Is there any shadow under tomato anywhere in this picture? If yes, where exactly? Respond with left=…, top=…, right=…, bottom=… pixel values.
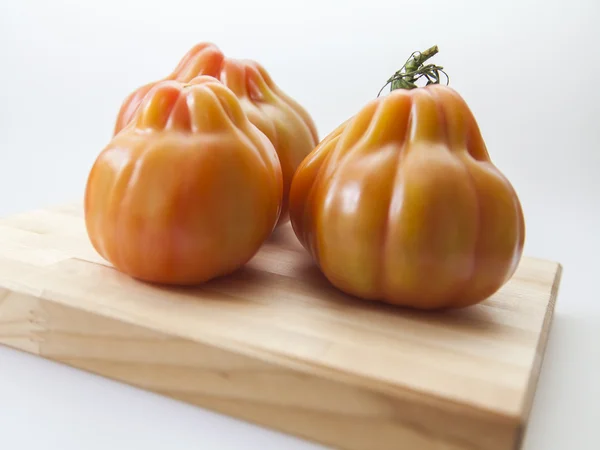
left=136, top=265, right=272, bottom=305
left=128, top=245, right=509, bottom=337
left=293, top=260, right=507, bottom=336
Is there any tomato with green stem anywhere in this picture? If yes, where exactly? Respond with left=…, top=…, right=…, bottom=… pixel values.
left=289, top=46, right=525, bottom=310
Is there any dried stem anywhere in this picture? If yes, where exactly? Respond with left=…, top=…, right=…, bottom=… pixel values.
left=378, top=45, right=449, bottom=97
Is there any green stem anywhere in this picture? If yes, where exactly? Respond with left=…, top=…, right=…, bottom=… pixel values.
left=378, top=45, right=449, bottom=97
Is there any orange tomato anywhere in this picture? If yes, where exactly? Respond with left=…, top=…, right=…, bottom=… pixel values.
left=85, top=76, right=283, bottom=285
left=289, top=84, right=525, bottom=309
left=114, top=42, right=318, bottom=226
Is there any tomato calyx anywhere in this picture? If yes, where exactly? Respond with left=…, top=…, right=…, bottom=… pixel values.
left=377, top=45, right=449, bottom=96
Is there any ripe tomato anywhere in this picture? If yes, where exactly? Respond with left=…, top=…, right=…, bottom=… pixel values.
left=289, top=84, right=525, bottom=309
left=85, top=76, right=283, bottom=285
left=114, top=42, right=318, bottom=226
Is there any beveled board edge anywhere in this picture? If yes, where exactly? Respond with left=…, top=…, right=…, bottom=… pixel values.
left=514, top=262, right=562, bottom=448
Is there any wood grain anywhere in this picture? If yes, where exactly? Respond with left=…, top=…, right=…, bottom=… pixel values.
left=0, top=203, right=562, bottom=450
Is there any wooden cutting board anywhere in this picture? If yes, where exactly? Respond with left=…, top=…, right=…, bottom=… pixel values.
left=0, top=203, right=561, bottom=450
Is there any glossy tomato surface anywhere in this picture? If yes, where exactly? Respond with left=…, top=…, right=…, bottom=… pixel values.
left=85, top=76, right=283, bottom=285
left=114, top=43, right=318, bottom=226
left=289, top=85, right=525, bottom=309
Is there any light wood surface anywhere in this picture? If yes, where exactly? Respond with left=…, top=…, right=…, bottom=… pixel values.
left=0, top=203, right=562, bottom=450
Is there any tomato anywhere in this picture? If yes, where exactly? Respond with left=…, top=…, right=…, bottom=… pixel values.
left=289, top=81, right=525, bottom=310
left=114, top=42, right=318, bottom=226
left=85, top=76, right=283, bottom=285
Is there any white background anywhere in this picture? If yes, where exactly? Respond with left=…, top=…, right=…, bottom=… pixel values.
left=1, top=0, right=599, bottom=448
